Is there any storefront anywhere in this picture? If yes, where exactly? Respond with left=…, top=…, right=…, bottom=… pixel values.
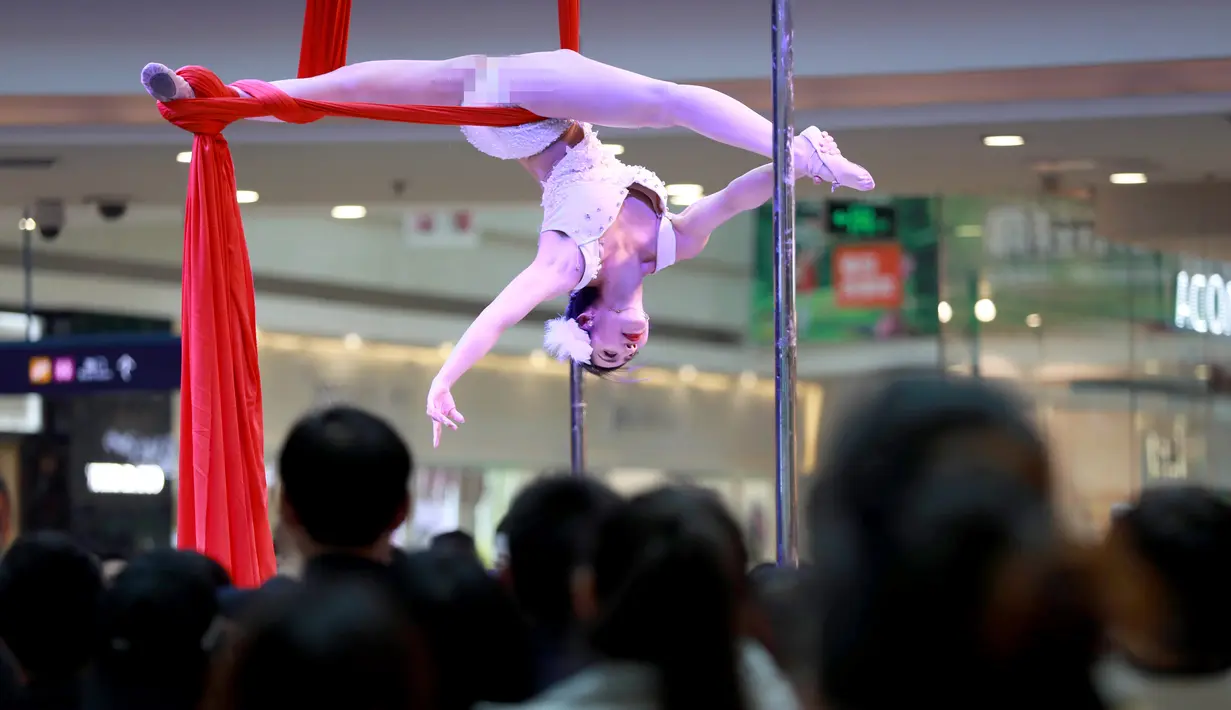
left=932, top=195, right=1231, bottom=532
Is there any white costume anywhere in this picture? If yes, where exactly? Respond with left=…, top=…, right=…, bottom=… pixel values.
left=459, top=61, right=678, bottom=293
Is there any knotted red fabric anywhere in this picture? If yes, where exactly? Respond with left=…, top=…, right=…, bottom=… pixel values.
left=168, top=0, right=580, bottom=587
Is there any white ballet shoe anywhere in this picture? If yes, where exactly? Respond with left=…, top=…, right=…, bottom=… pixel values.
left=141, top=62, right=196, bottom=101
left=798, top=126, right=875, bottom=192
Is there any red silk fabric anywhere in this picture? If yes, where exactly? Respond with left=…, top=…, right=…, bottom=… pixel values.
left=559, top=0, right=581, bottom=52
left=170, top=0, right=581, bottom=587
left=298, top=0, right=352, bottom=78
left=173, top=68, right=274, bottom=588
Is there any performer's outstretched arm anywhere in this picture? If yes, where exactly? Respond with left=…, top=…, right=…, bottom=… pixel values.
left=426, top=232, right=580, bottom=445
left=671, top=134, right=860, bottom=259
left=670, top=165, right=786, bottom=260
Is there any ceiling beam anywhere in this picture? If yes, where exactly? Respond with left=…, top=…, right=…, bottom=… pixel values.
left=1, top=57, right=1229, bottom=127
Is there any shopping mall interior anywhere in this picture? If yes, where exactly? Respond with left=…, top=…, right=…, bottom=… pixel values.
left=0, top=0, right=1229, bottom=563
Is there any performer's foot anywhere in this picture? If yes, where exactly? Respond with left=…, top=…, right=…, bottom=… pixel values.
left=797, top=126, right=875, bottom=192
left=141, top=63, right=196, bottom=101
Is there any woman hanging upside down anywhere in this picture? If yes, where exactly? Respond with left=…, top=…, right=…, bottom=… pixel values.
left=141, top=49, right=875, bottom=447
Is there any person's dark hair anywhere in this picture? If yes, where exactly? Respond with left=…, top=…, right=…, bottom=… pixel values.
left=564, top=286, right=637, bottom=377
left=810, top=372, right=1051, bottom=518
left=279, top=406, right=413, bottom=548
left=160, top=549, right=232, bottom=588
left=588, top=486, right=748, bottom=710
left=205, top=580, right=430, bottom=710
left=1108, top=485, right=1231, bottom=673
left=397, top=548, right=535, bottom=710
left=808, top=372, right=1102, bottom=710
left=430, top=530, right=477, bottom=558
left=748, top=564, right=817, bottom=683
left=0, top=644, right=17, bottom=709
left=89, top=549, right=224, bottom=709
left=0, top=532, right=103, bottom=679
left=502, top=474, right=621, bottom=632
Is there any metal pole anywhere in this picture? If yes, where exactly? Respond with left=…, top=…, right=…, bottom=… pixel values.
left=569, top=6, right=588, bottom=477
left=967, top=269, right=981, bottom=376
left=20, top=208, right=35, bottom=342
left=569, top=363, right=586, bottom=474
left=771, top=0, right=799, bottom=566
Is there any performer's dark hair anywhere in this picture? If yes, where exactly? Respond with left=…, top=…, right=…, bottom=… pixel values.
left=564, top=286, right=637, bottom=378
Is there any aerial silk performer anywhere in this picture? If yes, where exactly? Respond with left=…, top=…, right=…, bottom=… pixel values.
left=146, top=0, right=872, bottom=584
left=143, top=51, right=875, bottom=448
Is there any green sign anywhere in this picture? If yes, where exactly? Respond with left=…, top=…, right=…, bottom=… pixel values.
left=750, top=197, right=940, bottom=343
left=827, top=201, right=896, bottom=238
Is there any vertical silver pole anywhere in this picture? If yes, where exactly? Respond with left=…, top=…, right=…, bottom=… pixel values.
left=570, top=363, right=586, bottom=475
left=569, top=8, right=587, bottom=477
left=771, top=0, right=799, bottom=565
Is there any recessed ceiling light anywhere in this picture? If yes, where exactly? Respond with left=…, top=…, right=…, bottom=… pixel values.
left=666, top=183, right=704, bottom=206
left=1109, top=172, right=1148, bottom=185
left=236, top=190, right=260, bottom=204
left=982, top=135, right=1025, bottom=147
left=331, top=205, right=367, bottom=219
left=604, top=144, right=625, bottom=156
left=343, top=333, right=363, bottom=350
left=176, top=151, right=192, bottom=164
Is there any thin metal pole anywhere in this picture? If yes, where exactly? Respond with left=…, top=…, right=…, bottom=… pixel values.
left=967, top=269, right=981, bottom=376
left=20, top=208, right=35, bottom=342
left=568, top=6, right=588, bottom=477
left=771, top=0, right=799, bottom=566
left=569, top=363, right=586, bottom=474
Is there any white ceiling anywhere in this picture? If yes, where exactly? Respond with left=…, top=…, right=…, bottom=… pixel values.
left=8, top=0, right=1231, bottom=93
left=0, top=114, right=1228, bottom=207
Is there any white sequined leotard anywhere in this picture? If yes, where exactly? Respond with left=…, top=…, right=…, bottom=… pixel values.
left=459, top=62, right=678, bottom=292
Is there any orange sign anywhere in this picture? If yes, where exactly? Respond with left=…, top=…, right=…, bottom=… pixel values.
left=28, top=357, right=51, bottom=385
left=832, top=242, right=903, bottom=309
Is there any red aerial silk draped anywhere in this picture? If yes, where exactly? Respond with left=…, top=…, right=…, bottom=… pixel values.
left=170, top=0, right=581, bottom=587
left=297, top=0, right=352, bottom=79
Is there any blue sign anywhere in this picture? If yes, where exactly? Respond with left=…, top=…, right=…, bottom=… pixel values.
left=0, top=334, right=181, bottom=395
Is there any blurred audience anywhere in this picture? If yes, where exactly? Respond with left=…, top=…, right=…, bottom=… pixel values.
left=747, top=564, right=819, bottom=710
left=489, top=486, right=797, bottom=710
left=277, top=405, right=414, bottom=570
left=430, top=529, right=479, bottom=559
left=221, top=405, right=415, bottom=617
left=808, top=372, right=1104, bottom=710
left=399, top=547, right=536, bottom=709
left=5, top=388, right=1231, bottom=710
left=1099, top=485, right=1231, bottom=709
left=0, top=532, right=104, bottom=710
left=86, top=550, right=228, bottom=710
left=496, top=474, right=620, bottom=690
left=205, top=580, right=431, bottom=710
left=97, top=556, right=127, bottom=586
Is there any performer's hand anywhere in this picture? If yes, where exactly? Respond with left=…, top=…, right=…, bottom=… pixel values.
left=425, top=378, right=465, bottom=448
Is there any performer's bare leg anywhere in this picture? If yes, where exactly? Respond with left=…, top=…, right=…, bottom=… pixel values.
left=141, top=50, right=873, bottom=190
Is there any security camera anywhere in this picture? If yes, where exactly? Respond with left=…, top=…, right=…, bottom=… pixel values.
left=97, top=200, right=128, bottom=221
left=33, top=198, right=65, bottom=241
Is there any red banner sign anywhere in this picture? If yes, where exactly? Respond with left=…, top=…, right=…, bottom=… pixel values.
left=832, top=242, right=904, bottom=309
